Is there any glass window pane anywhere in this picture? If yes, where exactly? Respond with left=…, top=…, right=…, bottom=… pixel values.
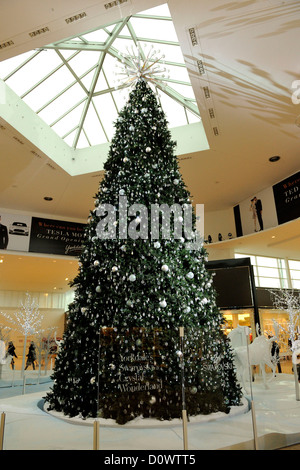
left=186, top=109, right=200, bottom=124
left=290, top=270, right=300, bottom=280
left=130, top=17, right=179, bottom=43
left=93, top=93, right=119, bottom=140
left=83, top=103, right=109, bottom=145
left=63, top=129, right=77, bottom=147
left=141, top=4, right=172, bottom=16
left=0, top=50, right=35, bottom=78
left=38, top=82, right=86, bottom=124
left=235, top=254, right=256, bottom=266
left=81, top=29, right=109, bottom=43
left=292, top=280, right=300, bottom=289
left=259, top=278, right=281, bottom=288
left=67, top=51, right=102, bottom=77
left=257, top=266, right=280, bottom=278
left=112, top=87, right=130, bottom=112
left=51, top=101, right=86, bottom=137
left=94, top=69, right=111, bottom=94
left=256, top=256, right=278, bottom=268
left=81, top=68, right=98, bottom=91
left=158, top=91, right=187, bottom=127
left=77, top=131, right=90, bottom=149
left=289, top=260, right=300, bottom=270
left=23, top=66, right=75, bottom=111
left=5, top=50, right=62, bottom=96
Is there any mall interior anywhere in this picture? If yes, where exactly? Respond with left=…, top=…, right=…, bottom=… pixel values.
left=0, top=0, right=300, bottom=451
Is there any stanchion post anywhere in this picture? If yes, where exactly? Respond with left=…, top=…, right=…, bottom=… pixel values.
left=93, top=419, right=99, bottom=450
left=292, top=362, right=300, bottom=401
left=22, top=375, right=26, bottom=395
left=179, top=327, right=188, bottom=450
left=0, top=412, right=5, bottom=450
left=245, top=327, right=259, bottom=450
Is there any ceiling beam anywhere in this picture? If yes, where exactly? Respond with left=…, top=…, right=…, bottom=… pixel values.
left=72, top=52, right=106, bottom=148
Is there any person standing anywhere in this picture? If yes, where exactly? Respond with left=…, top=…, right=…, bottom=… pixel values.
left=7, top=341, right=18, bottom=369
left=250, top=198, right=257, bottom=231
left=25, top=341, right=36, bottom=370
left=0, top=215, right=8, bottom=249
left=254, top=197, right=264, bottom=231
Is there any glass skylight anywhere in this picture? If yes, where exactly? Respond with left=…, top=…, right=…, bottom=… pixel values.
left=0, top=4, right=200, bottom=149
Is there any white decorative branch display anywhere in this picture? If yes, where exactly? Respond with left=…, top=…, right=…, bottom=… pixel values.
left=0, top=293, right=43, bottom=376
left=270, top=289, right=300, bottom=400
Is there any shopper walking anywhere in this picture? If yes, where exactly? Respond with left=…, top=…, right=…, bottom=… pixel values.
left=7, top=341, right=18, bottom=370
left=25, top=341, right=36, bottom=370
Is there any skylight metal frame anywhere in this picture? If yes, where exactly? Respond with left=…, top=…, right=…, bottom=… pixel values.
left=0, top=8, right=201, bottom=150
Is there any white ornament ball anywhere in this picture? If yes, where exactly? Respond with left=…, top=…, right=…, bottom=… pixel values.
left=149, top=396, right=156, bottom=405
left=112, top=266, right=118, bottom=272
left=161, top=265, right=169, bottom=272
left=123, top=157, right=129, bottom=162
left=173, top=179, right=179, bottom=185
left=129, top=274, right=136, bottom=282
left=96, top=286, right=101, bottom=293
left=146, top=147, right=152, bottom=153
left=154, top=241, right=161, bottom=249
left=94, top=260, right=100, bottom=266
left=159, top=300, right=167, bottom=308
left=187, top=272, right=194, bottom=279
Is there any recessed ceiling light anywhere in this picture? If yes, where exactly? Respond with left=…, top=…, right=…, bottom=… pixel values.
left=269, top=156, right=280, bottom=162
left=44, top=196, right=53, bottom=201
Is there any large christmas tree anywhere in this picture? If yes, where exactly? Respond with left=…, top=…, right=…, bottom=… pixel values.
left=45, top=76, right=242, bottom=424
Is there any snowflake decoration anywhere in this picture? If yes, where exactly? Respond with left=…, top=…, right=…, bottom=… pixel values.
left=115, top=45, right=169, bottom=87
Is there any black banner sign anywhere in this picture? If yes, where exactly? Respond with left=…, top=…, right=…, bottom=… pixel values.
left=29, top=217, right=85, bottom=256
left=273, top=171, right=300, bottom=225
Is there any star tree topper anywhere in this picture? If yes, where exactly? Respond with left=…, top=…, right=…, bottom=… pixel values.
left=115, top=45, right=170, bottom=87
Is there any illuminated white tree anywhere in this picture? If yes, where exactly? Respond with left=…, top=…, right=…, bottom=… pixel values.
left=1, top=293, right=43, bottom=374
left=0, top=325, right=12, bottom=342
left=34, top=327, right=57, bottom=379
left=270, top=289, right=300, bottom=346
left=270, top=289, right=300, bottom=399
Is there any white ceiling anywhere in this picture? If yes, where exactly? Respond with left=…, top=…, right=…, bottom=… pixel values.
left=0, top=0, right=299, bottom=293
